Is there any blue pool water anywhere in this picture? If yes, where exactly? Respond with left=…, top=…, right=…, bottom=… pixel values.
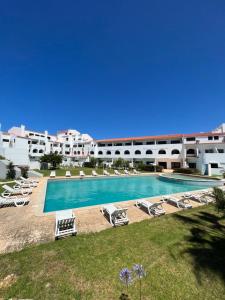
left=44, top=175, right=208, bottom=212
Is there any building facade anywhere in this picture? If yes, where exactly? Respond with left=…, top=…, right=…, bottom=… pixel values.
left=0, top=123, right=225, bottom=176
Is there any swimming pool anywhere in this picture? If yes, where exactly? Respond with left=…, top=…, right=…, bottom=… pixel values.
left=44, top=175, right=208, bottom=212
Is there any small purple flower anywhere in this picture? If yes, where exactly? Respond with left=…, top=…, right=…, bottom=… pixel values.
left=133, top=264, right=146, bottom=279
left=119, top=268, right=133, bottom=286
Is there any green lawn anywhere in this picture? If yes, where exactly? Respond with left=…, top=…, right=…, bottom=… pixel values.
left=35, top=167, right=149, bottom=177
left=0, top=205, right=225, bottom=299
left=0, top=182, right=15, bottom=195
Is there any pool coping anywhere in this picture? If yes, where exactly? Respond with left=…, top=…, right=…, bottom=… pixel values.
left=33, top=173, right=216, bottom=217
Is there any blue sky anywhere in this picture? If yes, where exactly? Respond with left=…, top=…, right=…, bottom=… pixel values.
left=0, top=0, right=225, bottom=139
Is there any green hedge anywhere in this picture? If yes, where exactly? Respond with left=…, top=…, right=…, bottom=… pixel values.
left=173, top=168, right=200, bottom=174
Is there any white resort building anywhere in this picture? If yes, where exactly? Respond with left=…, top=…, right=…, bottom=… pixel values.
left=0, top=123, right=225, bottom=176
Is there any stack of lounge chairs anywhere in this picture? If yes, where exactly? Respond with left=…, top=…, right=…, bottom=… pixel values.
left=0, top=176, right=39, bottom=208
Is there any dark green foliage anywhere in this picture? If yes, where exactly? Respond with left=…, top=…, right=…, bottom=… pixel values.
left=173, top=168, right=200, bottom=174
left=20, top=166, right=29, bottom=178
left=6, top=162, right=16, bottom=179
left=40, top=153, right=63, bottom=169
left=0, top=155, right=5, bottom=160
left=134, top=161, right=163, bottom=172
left=112, top=158, right=129, bottom=169
left=83, top=157, right=98, bottom=168
left=213, top=187, right=225, bottom=214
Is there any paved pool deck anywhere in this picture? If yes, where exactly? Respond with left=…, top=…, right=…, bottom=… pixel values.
left=0, top=175, right=212, bottom=254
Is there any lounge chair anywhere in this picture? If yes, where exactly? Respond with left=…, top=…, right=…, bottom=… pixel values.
left=124, top=170, right=131, bottom=175
left=103, top=170, right=110, bottom=176
left=92, top=170, right=98, bottom=176
left=20, top=176, right=39, bottom=184
left=1, top=185, right=32, bottom=198
left=114, top=170, right=121, bottom=176
left=162, top=196, right=192, bottom=209
left=55, top=209, right=77, bottom=239
left=80, top=170, right=85, bottom=178
left=0, top=196, right=29, bottom=207
left=136, top=200, right=165, bottom=216
left=182, top=192, right=209, bottom=204
left=50, top=171, right=56, bottom=178
left=133, top=169, right=140, bottom=174
left=101, top=204, right=129, bottom=226
left=13, top=180, right=34, bottom=189
left=65, top=171, right=71, bottom=177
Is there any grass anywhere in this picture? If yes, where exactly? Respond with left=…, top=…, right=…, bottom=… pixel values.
left=0, top=181, right=15, bottom=194
left=1, top=205, right=225, bottom=299
left=35, top=167, right=149, bottom=177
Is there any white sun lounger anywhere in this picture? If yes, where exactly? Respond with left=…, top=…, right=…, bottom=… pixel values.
left=136, top=200, right=165, bottom=216
left=19, top=177, right=38, bottom=187
left=1, top=185, right=32, bottom=198
left=103, top=170, right=110, bottom=176
left=114, top=170, right=121, bottom=176
left=133, top=169, right=140, bottom=174
left=92, top=170, right=98, bottom=176
left=124, top=170, right=131, bottom=175
left=101, top=204, right=129, bottom=226
left=65, top=171, right=71, bottom=177
left=50, top=171, right=56, bottom=178
left=182, top=192, right=209, bottom=204
left=20, top=176, right=39, bottom=184
left=162, top=196, right=192, bottom=209
left=55, top=209, right=77, bottom=239
left=80, top=171, right=85, bottom=178
left=0, top=196, right=29, bottom=207
left=13, top=180, right=34, bottom=189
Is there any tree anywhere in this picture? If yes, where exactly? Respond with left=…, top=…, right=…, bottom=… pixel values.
left=40, top=153, right=63, bottom=169
left=20, top=166, right=29, bottom=178
left=213, top=187, right=225, bottom=215
left=6, top=162, right=16, bottom=179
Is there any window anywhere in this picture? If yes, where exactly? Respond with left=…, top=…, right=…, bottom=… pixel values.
left=65, top=151, right=70, bottom=155
left=39, top=149, right=44, bottom=154
left=106, top=151, right=111, bottom=155
left=186, top=137, right=196, bottom=141
left=171, top=162, right=181, bottom=169
left=98, top=143, right=105, bottom=147
left=214, top=136, right=219, bottom=140
left=77, top=151, right=80, bottom=155
left=157, top=141, right=167, bottom=144
left=205, top=149, right=214, bottom=153
left=90, top=151, right=94, bottom=155
left=146, top=149, right=153, bottom=155
left=134, top=142, right=143, bottom=145
left=211, top=163, right=218, bottom=168
left=114, top=143, right=123, bottom=146
left=55, top=151, right=58, bottom=154
left=65, top=144, right=70, bottom=148
left=186, top=149, right=195, bottom=155
left=107, top=144, right=112, bottom=146
left=33, top=149, right=38, bottom=153
left=115, top=150, right=120, bottom=155
left=158, top=149, right=166, bottom=155
left=135, top=150, right=141, bottom=155
left=145, top=141, right=154, bottom=145
left=3, top=139, right=9, bottom=142
left=218, top=149, right=224, bottom=153
left=74, top=151, right=77, bottom=155
left=171, top=140, right=181, bottom=144
left=98, top=151, right=103, bottom=155
left=171, top=149, right=180, bottom=155
left=208, top=136, right=213, bottom=141
left=125, top=143, right=132, bottom=146
left=124, top=150, right=130, bottom=155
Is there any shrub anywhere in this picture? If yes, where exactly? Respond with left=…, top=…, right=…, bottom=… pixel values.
left=40, top=153, right=63, bottom=169
left=134, top=163, right=163, bottom=172
left=173, top=168, right=200, bottom=174
left=213, top=187, right=225, bottom=214
left=0, top=155, right=5, bottom=160
left=83, top=157, right=98, bottom=168
left=20, top=166, right=29, bottom=178
left=6, top=162, right=16, bottom=179
left=112, top=158, right=129, bottom=169
left=223, top=173, right=225, bottom=179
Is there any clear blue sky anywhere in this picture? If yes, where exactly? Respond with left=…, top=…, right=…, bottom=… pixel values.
left=0, top=0, right=225, bottom=139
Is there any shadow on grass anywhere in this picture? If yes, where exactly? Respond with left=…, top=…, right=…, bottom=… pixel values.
left=174, top=209, right=225, bottom=284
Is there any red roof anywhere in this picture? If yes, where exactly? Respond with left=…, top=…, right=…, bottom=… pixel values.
left=96, top=132, right=224, bottom=143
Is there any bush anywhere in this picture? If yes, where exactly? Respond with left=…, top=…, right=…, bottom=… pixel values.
left=20, top=166, right=29, bottom=178
left=112, top=158, right=129, bottom=169
left=0, top=155, right=5, bottom=160
left=135, top=163, right=163, bottom=172
left=173, top=168, right=200, bottom=174
left=223, top=173, right=225, bottom=179
left=213, top=187, right=225, bottom=214
left=6, top=162, right=16, bottom=180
